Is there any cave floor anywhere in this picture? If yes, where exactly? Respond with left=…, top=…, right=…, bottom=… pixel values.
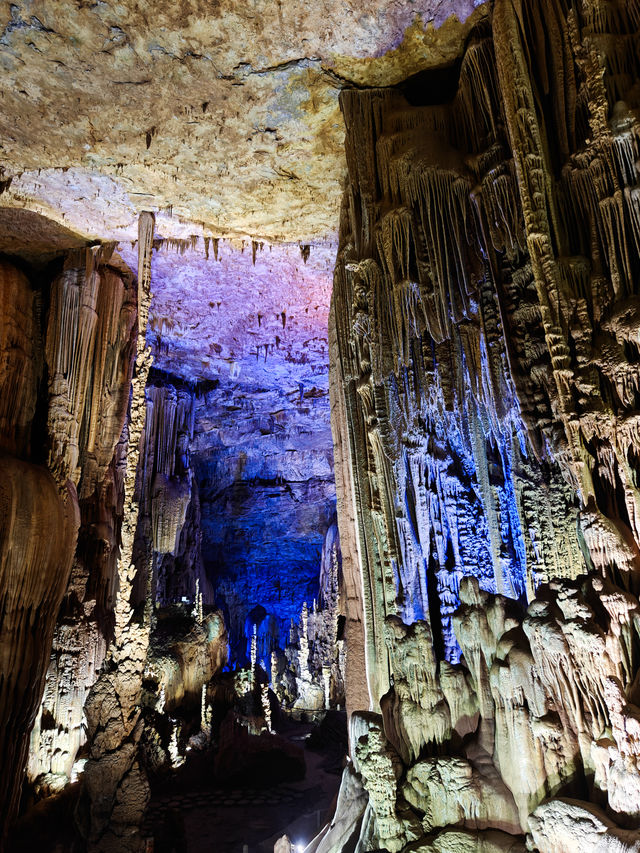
left=8, top=719, right=343, bottom=853
left=146, top=722, right=342, bottom=853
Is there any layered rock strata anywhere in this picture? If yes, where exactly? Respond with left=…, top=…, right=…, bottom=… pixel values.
left=327, top=0, right=640, bottom=849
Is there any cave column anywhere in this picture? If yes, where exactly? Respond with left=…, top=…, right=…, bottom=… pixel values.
left=82, top=212, right=155, bottom=853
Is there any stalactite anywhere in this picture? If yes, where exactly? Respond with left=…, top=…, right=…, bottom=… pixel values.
left=46, top=248, right=137, bottom=495
left=0, top=244, right=137, bottom=843
left=0, top=455, right=79, bottom=842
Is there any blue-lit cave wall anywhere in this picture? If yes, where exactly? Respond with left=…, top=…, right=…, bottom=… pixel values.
left=192, top=380, right=336, bottom=664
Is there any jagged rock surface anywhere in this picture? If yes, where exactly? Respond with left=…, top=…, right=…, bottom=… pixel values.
left=80, top=214, right=154, bottom=853
left=123, top=240, right=340, bottom=661
left=328, top=1, right=640, bottom=850
left=28, top=251, right=139, bottom=796
left=0, top=246, right=138, bottom=843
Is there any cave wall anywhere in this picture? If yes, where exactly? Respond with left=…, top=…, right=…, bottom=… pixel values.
left=328, top=0, right=640, bottom=849
left=0, top=244, right=138, bottom=840
left=193, top=377, right=337, bottom=663
left=112, top=240, right=339, bottom=667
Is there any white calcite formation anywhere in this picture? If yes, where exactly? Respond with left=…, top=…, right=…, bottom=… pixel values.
left=82, top=213, right=155, bottom=853
left=4, top=2, right=640, bottom=853
left=28, top=248, right=138, bottom=797
left=0, top=243, right=139, bottom=839
left=0, top=1, right=482, bottom=245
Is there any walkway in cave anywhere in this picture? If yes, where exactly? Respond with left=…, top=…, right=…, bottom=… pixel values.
left=146, top=716, right=345, bottom=853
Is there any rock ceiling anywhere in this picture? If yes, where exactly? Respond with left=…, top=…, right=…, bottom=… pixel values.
left=0, top=0, right=483, bottom=244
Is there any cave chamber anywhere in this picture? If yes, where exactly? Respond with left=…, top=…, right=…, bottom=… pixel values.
left=3, top=0, right=640, bottom=852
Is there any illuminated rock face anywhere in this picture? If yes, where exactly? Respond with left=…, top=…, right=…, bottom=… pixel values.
left=329, top=1, right=640, bottom=849
left=0, top=248, right=137, bottom=841
left=5, top=2, right=640, bottom=851
left=116, top=240, right=338, bottom=660
left=0, top=2, right=482, bottom=245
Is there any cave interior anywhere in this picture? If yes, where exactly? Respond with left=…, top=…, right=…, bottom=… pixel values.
left=2, top=1, right=640, bottom=852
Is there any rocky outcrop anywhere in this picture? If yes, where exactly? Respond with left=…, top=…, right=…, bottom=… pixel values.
left=46, top=247, right=137, bottom=495
left=28, top=249, right=138, bottom=796
left=139, top=377, right=204, bottom=608
left=0, top=2, right=484, bottom=245
left=116, top=239, right=338, bottom=668
left=328, top=0, right=640, bottom=849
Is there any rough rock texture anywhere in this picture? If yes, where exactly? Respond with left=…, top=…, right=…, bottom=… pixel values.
left=121, top=240, right=338, bottom=659
left=0, top=2, right=483, bottom=244
left=328, top=1, right=640, bottom=850
left=81, top=214, right=154, bottom=853
left=138, top=378, right=204, bottom=607
left=46, top=248, right=137, bottom=494
left=27, top=249, right=139, bottom=797
left=0, top=245, right=139, bottom=843
left=145, top=610, right=228, bottom=713
left=270, top=522, right=346, bottom=714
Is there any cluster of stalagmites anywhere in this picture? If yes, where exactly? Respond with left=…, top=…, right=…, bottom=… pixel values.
left=269, top=522, right=346, bottom=716
left=324, top=0, right=640, bottom=850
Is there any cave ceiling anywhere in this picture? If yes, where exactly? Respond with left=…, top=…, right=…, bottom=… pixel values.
left=0, top=0, right=483, bottom=245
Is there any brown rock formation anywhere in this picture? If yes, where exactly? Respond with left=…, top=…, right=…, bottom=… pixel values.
left=80, top=213, right=155, bottom=853
left=0, top=261, right=41, bottom=458
left=27, top=250, right=139, bottom=797
left=0, top=1, right=483, bottom=244
left=0, top=453, right=78, bottom=838
left=0, top=244, right=137, bottom=843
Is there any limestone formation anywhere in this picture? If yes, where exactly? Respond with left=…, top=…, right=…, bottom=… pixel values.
left=0, top=246, right=135, bottom=842
left=81, top=213, right=155, bottom=853
left=5, top=1, right=640, bottom=852
left=0, top=1, right=483, bottom=244
left=0, top=453, right=79, bottom=837
left=328, top=1, right=640, bottom=850
left=28, top=251, right=138, bottom=796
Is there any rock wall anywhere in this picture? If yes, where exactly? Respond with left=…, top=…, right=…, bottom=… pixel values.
left=327, top=1, right=640, bottom=849
left=193, top=367, right=336, bottom=663
left=139, top=376, right=204, bottom=607
left=0, top=244, right=137, bottom=845
left=116, top=239, right=339, bottom=668
left=28, top=249, right=138, bottom=797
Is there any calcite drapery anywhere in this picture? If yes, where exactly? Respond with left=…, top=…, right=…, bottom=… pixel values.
left=0, top=245, right=137, bottom=844
left=0, top=453, right=79, bottom=839
left=328, top=0, right=640, bottom=849
left=46, top=248, right=137, bottom=496
left=28, top=249, right=138, bottom=795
